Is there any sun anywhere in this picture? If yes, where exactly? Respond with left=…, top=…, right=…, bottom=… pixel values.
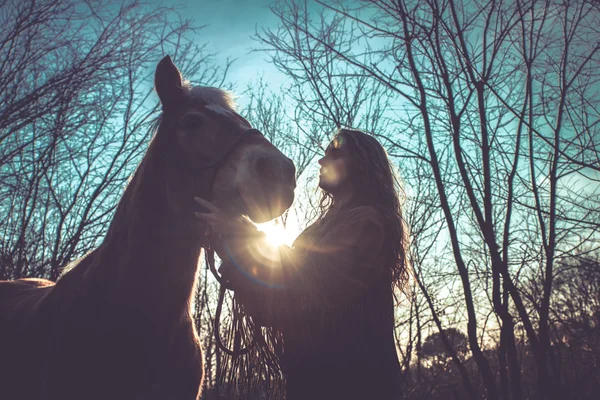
left=255, top=219, right=298, bottom=247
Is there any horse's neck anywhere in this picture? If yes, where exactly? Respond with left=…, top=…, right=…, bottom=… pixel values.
left=78, top=160, right=206, bottom=322
left=111, top=214, right=203, bottom=318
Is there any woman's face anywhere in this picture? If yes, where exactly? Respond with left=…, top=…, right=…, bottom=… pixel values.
left=318, top=135, right=353, bottom=194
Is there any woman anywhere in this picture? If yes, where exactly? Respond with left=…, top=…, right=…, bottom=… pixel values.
left=196, top=128, right=409, bottom=400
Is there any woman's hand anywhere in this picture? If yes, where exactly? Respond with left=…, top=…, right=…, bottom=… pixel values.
left=193, top=197, right=247, bottom=238
left=194, top=197, right=248, bottom=269
left=194, top=197, right=261, bottom=286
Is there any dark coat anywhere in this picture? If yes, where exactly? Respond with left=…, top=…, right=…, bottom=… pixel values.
left=222, top=205, right=404, bottom=400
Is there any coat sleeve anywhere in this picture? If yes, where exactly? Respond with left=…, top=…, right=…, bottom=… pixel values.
left=219, top=206, right=386, bottom=328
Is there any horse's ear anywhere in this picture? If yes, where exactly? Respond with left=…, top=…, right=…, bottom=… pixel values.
left=155, top=55, right=184, bottom=112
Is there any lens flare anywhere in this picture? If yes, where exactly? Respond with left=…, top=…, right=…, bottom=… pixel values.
left=255, top=219, right=298, bottom=247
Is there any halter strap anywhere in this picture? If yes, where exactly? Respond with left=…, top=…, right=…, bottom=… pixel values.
left=174, top=101, right=263, bottom=173
left=192, top=128, right=262, bottom=171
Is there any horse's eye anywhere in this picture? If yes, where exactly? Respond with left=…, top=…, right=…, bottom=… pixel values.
left=181, top=115, right=203, bottom=130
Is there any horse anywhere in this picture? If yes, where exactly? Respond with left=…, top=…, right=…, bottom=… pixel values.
left=0, top=55, right=296, bottom=400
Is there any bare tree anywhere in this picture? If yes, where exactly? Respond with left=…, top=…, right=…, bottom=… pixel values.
left=0, top=0, right=229, bottom=280
left=255, top=0, right=600, bottom=399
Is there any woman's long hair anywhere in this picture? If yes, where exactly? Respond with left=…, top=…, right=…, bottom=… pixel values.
left=317, top=128, right=410, bottom=295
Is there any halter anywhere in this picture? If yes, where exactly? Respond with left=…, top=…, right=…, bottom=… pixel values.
left=177, top=101, right=263, bottom=173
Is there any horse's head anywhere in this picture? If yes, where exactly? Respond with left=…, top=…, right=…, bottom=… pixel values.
left=153, top=56, right=296, bottom=224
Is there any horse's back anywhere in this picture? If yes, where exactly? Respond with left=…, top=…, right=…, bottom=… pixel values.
left=0, top=277, right=204, bottom=399
left=0, top=278, right=55, bottom=400
left=0, top=277, right=54, bottom=318
left=0, top=277, right=54, bottom=294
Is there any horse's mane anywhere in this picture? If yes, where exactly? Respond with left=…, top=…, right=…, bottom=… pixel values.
left=187, top=85, right=237, bottom=111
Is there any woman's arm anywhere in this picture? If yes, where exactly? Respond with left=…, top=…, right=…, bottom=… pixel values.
left=218, top=206, right=386, bottom=327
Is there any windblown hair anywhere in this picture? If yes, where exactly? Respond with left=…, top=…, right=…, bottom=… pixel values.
left=318, top=128, right=410, bottom=295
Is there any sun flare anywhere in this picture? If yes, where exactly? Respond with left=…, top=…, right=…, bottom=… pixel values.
left=255, top=219, right=298, bottom=248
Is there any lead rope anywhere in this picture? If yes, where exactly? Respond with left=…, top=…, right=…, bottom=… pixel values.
left=206, top=242, right=285, bottom=399
left=206, top=246, right=257, bottom=357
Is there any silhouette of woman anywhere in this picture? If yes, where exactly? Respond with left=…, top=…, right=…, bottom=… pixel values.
left=196, top=128, right=409, bottom=400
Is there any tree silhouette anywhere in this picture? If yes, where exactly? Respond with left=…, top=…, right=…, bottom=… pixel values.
left=0, top=0, right=229, bottom=280
left=420, top=328, right=469, bottom=363
left=256, top=0, right=600, bottom=399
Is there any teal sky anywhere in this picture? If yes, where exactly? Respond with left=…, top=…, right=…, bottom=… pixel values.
left=157, top=0, right=290, bottom=98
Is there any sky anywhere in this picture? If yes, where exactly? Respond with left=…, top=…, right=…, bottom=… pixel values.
left=156, top=0, right=290, bottom=99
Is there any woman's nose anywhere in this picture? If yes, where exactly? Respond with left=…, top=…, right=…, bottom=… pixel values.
left=318, top=156, right=325, bottom=166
